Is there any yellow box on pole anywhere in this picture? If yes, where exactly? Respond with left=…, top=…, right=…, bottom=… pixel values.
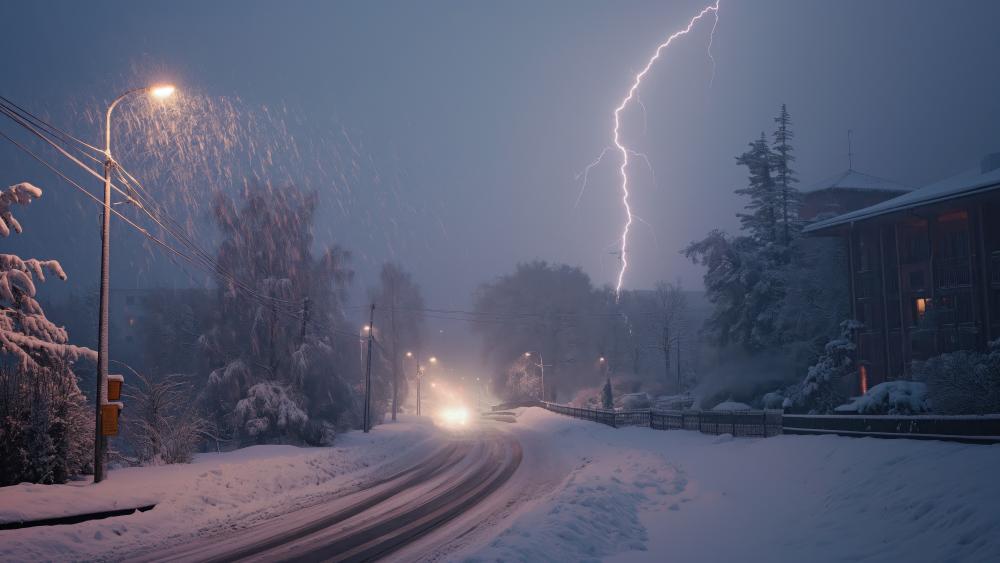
left=100, top=404, right=120, bottom=436
left=107, top=379, right=122, bottom=402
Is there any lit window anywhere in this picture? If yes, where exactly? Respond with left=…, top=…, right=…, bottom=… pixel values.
left=915, top=298, right=929, bottom=319
left=859, top=365, right=868, bottom=394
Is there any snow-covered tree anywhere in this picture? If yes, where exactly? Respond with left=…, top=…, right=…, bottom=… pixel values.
left=782, top=320, right=860, bottom=413
left=501, top=355, right=542, bottom=402
left=651, top=281, right=689, bottom=389
left=371, top=262, right=425, bottom=421
left=601, top=377, right=614, bottom=410
left=735, top=133, right=779, bottom=244
left=0, top=183, right=96, bottom=485
left=771, top=104, right=800, bottom=245
left=474, top=261, right=598, bottom=402
left=199, top=184, right=355, bottom=444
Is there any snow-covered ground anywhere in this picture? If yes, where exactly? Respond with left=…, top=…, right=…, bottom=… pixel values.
left=4, top=408, right=1000, bottom=563
left=0, top=417, right=443, bottom=562
left=451, top=407, right=1000, bottom=563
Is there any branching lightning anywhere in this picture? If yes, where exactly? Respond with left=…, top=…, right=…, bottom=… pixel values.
left=610, top=0, right=721, bottom=299
left=574, top=147, right=656, bottom=211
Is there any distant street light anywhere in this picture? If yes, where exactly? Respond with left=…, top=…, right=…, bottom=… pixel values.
left=94, top=84, right=175, bottom=484
left=524, top=351, right=546, bottom=402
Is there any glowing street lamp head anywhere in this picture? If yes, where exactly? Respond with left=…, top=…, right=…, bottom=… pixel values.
left=599, top=357, right=606, bottom=363
left=524, top=352, right=531, bottom=357
left=429, top=356, right=437, bottom=364
left=150, top=84, right=176, bottom=99
left=406, top=351, right=413, bottom=358
left=363, top=325, right=371, bottom=332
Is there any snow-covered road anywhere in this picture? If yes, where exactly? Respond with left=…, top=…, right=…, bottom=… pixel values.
left=143, top=429, right=521, bottom=562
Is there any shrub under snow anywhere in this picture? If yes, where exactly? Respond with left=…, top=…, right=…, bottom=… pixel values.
left=912, top=341, right=1000, bottom=414
left=834, top=381, right=929, bottom=415
left=782, top=320, right=860, bottom=413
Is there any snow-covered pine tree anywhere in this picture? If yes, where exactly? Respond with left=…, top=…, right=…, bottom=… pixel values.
left=601, top=377, right=614, bottom=410
left=0, top=182, right=96, bottom=485
left=735, top=133, right=779, bottom=244
left=771, top=103, right=800, bottom=246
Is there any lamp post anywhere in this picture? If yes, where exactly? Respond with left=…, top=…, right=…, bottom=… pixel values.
left=524, top=351, right=546, bottom=402
left=94, top=84, right=175, bottom=484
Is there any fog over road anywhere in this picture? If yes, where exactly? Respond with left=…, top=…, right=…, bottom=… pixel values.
left=127, top=427, right=521, bottom=562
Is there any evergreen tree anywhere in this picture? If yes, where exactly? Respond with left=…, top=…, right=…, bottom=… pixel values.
left=734, top=133, right=779, bottom=243
left=601, top=377, right=614, bottom=410
left=0, top=183, right=95, bottom=485
left=772, top=104, right=800, bottom=245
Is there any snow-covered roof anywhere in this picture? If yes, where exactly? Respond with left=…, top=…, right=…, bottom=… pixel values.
left=805, top=164, right=1000, bottom=233
left=802, top=169, right=914, bottom=194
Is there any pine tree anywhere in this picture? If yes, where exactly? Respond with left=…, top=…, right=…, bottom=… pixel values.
left=0, top=183, right=96, bottom=485
left=772, top=104, right=800, bottom=245
left=601, top=377, right=614, bottom=410
left=734, top=133, right=779, bottom=243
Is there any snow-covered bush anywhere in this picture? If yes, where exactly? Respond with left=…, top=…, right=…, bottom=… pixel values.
left=912, top=342, right=1000, bottom=414
left=621, top=392, right=651, bottom=410
left=234, top=382, right=309, bottom=443
left=834, top=381, right=929, bottom=415
left=782, top=320, right=859, bottom=413
left=711, top=399, right=752, bottom=411
left=126, top=370, right=208, bottom=465
left=0, top=183, right=96, bottom=485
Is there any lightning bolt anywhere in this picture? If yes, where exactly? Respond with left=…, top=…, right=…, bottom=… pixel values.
left=611, top=0, right=721, bottom=299
left=574, top=147, right=656, bottom=211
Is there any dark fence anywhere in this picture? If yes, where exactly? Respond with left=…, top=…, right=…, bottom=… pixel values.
left=542, top=403, right=782, bottom=437
left=783, top=413, right=1000, bottom=444
left=523, top=402, right=1000, bottom=443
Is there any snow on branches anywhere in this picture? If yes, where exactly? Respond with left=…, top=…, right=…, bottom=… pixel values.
left=0, top=183, right=95, bottom=370
left=0, top=182, right=42, bottom=237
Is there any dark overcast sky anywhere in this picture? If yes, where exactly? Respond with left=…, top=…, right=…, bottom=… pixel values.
left=3, top=0, right=1000, bottom=316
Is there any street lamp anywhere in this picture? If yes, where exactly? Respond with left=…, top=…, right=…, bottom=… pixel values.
left=94, top=84, right=176, bottom=484
left=524, top=351, right=546, bottom=402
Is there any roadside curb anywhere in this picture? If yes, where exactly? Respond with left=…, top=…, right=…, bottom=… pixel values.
left=0, top=504, right=156, bottom=531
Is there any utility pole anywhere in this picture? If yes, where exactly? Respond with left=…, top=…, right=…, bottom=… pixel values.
left=416, top=365, right=422, bottom=417
left=363, top=303, right=375, bottom=433
left=299, top=297, right=310, bottom=347
left=92, top=85, right=177, bottom=484
left=94, top=140, right=112, bottom=484
left=676, top=337, right=681, bottom=389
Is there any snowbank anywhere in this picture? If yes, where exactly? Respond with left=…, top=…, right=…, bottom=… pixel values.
left=0, top=418, right=441, bottom=562
left=711, top=400, right=752, bottom=411
left=456, top=407, right=1000, bottom=563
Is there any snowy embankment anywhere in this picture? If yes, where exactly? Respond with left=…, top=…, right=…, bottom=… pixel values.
left=456, top=407, right=1000, bottom=563
left=0, top=417, right=442, bottom=562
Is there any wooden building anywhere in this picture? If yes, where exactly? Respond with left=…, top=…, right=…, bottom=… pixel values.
left=805, top=154, right=1000, bottom=393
